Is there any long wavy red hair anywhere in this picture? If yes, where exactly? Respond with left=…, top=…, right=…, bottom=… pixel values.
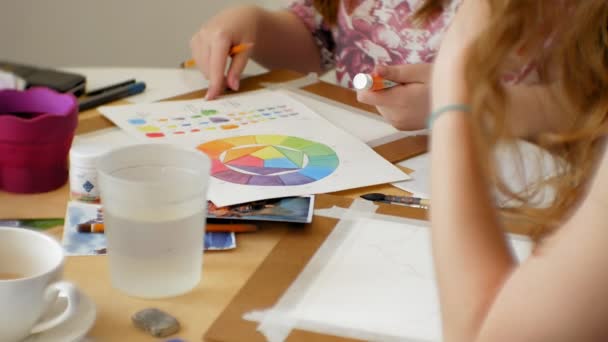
left=314, top=0, right=608, bottom=235
left=464, top=1, right=608, bottom=235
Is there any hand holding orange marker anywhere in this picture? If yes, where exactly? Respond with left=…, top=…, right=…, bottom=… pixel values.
left=353, top=72, right=399, bottom=91
left=180, top=42, right=254, bottom=68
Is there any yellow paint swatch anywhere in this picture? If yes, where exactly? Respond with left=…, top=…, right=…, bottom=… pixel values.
left=137, top=125, right=161, bottom=133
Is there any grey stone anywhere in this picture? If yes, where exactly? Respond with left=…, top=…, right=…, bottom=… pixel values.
left=131, top=308, right=181, bottom=338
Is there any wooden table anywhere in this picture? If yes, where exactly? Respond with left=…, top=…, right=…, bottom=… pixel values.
left=0, top=70, right=426, bottom=341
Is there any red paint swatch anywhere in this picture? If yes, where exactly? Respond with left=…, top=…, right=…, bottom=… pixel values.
left=146, top=132, right=165, bottom=138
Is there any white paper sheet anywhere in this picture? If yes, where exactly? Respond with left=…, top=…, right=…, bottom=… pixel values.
left=392, top=153, right=430, bottom=198
left=286, top=89, right=418, bottom=145
left=99, top=89, right=409, bottom=206
left=260, top=216, right=532, bottom=341
left=62, top=67, right=209, bottom=103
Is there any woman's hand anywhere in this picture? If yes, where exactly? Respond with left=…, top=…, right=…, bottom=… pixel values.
left=356, top=64, right=431, bottom=131
left=190, top=6, right=260, bottom=100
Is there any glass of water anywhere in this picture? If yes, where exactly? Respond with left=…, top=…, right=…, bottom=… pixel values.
left=97, top=143, right=210, bottom=298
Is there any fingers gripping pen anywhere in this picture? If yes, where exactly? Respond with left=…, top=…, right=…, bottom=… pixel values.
left=353, top=73, right=399, bottom=91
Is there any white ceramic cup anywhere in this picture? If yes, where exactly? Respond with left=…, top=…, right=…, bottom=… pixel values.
left=0, top=227, right=80, bottom=341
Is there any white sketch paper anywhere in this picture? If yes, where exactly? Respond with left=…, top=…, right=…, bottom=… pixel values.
left=246, top=215, right=533, bottom=341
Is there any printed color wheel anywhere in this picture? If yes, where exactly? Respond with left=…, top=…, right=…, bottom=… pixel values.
left=197, top=135, right=339, bottom=186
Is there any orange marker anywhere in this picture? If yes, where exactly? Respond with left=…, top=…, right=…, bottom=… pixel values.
left=180, top=43, right=254, bottom=68
left=76, top=221, right=257, bottom=233
left=352, top=72, right=399, bottom=91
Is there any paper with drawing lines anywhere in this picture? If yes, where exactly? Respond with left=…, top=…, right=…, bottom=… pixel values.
left=246, top=215, right=532, bottom=341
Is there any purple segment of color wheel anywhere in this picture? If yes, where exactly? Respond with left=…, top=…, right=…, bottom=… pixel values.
left=248, top=176, right=285, bottom=186
left=213, top=170, right=252, bottom=184
left=279, top=172, right=316, bottom=186
left=232, top=165, right=299, bottom=176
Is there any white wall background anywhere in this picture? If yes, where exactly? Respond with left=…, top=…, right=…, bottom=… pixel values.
left=0, top=0, right=284, bottom=68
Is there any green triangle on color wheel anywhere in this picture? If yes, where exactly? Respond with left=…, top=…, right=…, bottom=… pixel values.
left=275, top=146, right=305, bottom=167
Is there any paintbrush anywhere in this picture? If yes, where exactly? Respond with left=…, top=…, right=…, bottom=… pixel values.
left=360, top=193, right=430, bottom=208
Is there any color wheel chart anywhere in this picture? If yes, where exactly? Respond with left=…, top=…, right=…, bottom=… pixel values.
left=126, top=104, right=301, bottom=139
left=197, top=135, right=339, bottom=186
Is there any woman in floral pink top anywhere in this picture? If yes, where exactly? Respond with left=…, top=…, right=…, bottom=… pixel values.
left=190, top=0, right=458, bottom=130
left=190, top=1, right=564, bottom=134
left=288, top=0, right=459, bottom=88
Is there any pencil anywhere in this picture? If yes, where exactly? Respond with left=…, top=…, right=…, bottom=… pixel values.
left=180, top=42, right=254, bottom=68
left=76, top=222, right=258, bottom=233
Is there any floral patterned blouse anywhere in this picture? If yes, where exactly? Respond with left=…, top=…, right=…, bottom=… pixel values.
left=288, top=0, right=461, bottom=87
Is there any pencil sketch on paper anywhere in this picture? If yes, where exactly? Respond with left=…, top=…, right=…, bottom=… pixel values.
left=245, top=214, right=532, bottom=341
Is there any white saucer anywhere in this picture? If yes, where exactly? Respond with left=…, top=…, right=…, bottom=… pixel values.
left=24, top=292, right=96, bottom=342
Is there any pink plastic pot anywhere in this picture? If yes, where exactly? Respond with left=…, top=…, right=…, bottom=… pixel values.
left=0, top=87, right=78, bottom=193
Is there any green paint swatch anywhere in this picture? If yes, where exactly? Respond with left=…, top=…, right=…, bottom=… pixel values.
left=201, top=109, right=219, bottom=116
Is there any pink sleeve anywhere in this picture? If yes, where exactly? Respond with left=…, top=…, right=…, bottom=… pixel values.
left=287, top=0, right=320, bottom=32
left=287, top=0, right=336, bottom=71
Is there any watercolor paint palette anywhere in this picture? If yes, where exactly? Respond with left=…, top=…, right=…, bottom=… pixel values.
left=122, top=102, right=301, bottom=139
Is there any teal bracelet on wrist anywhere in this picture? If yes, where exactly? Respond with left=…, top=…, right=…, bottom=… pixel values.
left=427, top=104, right=471, bottom=129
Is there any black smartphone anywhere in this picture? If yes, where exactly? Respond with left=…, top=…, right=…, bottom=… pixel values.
left=0, top=61, right=86, bottom=97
